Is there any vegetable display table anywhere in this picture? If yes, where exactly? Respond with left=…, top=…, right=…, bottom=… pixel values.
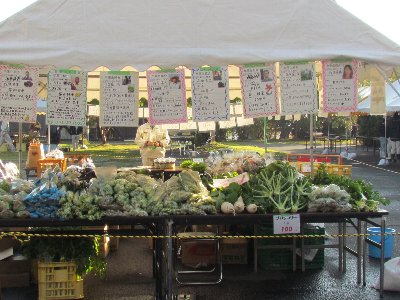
left=0, top=211, right=389, bottom=299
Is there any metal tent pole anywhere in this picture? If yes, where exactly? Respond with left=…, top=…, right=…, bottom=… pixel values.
left=310, top=114, right=314, bottom=178
left=47, top=125, right=51, bottom=153
left=385, top=114, right=388, bottom=163
left=18, top=122, right=22, bottom=177
left=263, top=116, right=267, bottom=157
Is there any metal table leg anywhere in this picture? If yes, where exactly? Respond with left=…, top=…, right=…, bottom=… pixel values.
left=155, top=222, right=164, bottom=300
left=363, top=220, right=367, bottom=286
left=254, top=225, right=258, bottom=273
left=357, top=219, right=362, bottom=284
left=166, top=219, right=174, bottom=300
left=343, top=222, right=347, bottom=272
left=338, top=222, right=343, bottom=273
left=380, top=217, right=386, bottom=298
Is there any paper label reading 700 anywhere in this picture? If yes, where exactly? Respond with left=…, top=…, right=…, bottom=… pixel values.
left=273, top=214, right=300, bottom=234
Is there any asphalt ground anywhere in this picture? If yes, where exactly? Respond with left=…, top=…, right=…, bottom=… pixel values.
left=2, top=144, right=400, bottom=299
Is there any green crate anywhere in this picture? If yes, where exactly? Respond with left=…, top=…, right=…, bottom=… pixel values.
left=256, top=225, right=294, bottom=246
left=257, top=225, right=325, bottom=271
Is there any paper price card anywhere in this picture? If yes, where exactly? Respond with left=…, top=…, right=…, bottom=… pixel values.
left=191, top=66, right=230, bottom=122
left=147, top=69, right=187, bottom=125
left=240, top=64, right=279, bottom=118
left=100, top=71, right=139, bottom=127
left=273, top=214, right=300, bottom=234
left=322, top=60, right=358, bottom=112
left=280, top=63, right=318, bottom=115
left=0, top=65, right=38, bottom=122
left=47, top=70, right=87, bottom=126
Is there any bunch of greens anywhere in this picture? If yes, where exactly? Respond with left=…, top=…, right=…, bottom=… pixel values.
left=312, top=164, right=389, bottom=212
left=243, top=161, right=312, bottom=213
left=210, top=182, right=242, bottom=211
left=21, top=231, right=106, bottom=278
left=180, top=160, right=207, bottom=173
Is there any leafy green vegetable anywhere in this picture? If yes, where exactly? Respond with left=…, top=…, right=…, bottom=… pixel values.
left=312, top=164, right=389, bottom=212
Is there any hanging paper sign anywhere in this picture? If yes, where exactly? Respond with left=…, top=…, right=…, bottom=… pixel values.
left=47, top=70, right=87, bottom=126
left=0, top=65, right=38, bottom=122
left=240, top=65, right=279, bottom=117
left=147, top=69, right=187, bottom=125
left=100, top=71, right=139, bottom=127
left=191, top=66, right=229, bottom=121
left=88, top=105, right=100, bottom=116
left=322, top=60, right=358, bottom=112
left=280, top=63, right=318, bottom=115
left=370, top=78, right=386, bottom=115
left=198, top=121, right=216, bottom=132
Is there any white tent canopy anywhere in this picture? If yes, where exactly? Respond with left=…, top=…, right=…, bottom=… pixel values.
left=357, top=81, right=400, bottom=113
left=0, top=0, right=399, bottom=71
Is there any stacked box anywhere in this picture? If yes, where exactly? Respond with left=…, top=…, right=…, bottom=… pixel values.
left=257, top=226, right=324, bottom=271
left=38, top=261, right=83, bottom=300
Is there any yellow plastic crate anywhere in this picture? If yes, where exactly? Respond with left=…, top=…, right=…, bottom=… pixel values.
left=38, top=261, right=83, bottom=300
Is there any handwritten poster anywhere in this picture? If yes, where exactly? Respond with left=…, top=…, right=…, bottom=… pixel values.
left=192, top=67, right=230, bottom=122
left=280, top=63, right=318, bottom=115
left=47, top=70, right=87, bottom=126
left=147, top=69, right=187, bottom=125
left=322, top=60, right=358, bottom=112
left=100, top=71, right=139, bottom=127
left=0, top=65, right=38, bottom=122
left=240, top=65, right=279, bottom=117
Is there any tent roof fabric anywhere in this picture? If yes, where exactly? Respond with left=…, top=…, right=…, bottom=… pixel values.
left=0, top=0, right=399, bottom=71
left=357, top=81, right=400, bottom=113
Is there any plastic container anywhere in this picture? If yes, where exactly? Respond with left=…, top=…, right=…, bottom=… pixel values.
left=367, top=227, right=396, bottom=259
left=38, top=261, right=83, bottom=300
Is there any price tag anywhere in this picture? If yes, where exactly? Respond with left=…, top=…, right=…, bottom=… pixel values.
left=192, top=158, right=204, bottom=163
left=273, top=214, right=300, bottom=234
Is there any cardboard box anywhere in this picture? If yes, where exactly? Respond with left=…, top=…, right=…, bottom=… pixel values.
left=181, top=241, right=217, bottom=268
left=0, top=238, right=21, bottom=261
left=221, top=238, right=248, bottom=264
left=0, top=257, right=31, bottom=288
left=0, top=272, right=30, bottom=288
left=192, top=225, right=228, bottom=234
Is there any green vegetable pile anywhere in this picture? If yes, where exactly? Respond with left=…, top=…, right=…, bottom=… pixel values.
left=243, top=161, right=312, bottom=213
left=180, top=160, right=207, bottom=173
left=312, top=164, right=389, bottom=212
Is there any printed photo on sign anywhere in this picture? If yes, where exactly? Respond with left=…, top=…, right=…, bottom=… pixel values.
left=22, top=71, right=33, bottom=87
left=342, top=64, right=353, bottom=79
left=300, top=69, right=313, bottom=81
left=260, top=69, right=273, bottom=82
left=122, top=75, right=131, bottom=85
left=169, top=75, right=181, bottom=90
left=70, top=75, right=82, bottom=91
left=212, top=71, right=222, bottom=81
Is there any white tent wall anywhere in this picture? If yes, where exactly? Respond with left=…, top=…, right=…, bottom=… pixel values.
left=0, top=0, right=399, bottom=71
